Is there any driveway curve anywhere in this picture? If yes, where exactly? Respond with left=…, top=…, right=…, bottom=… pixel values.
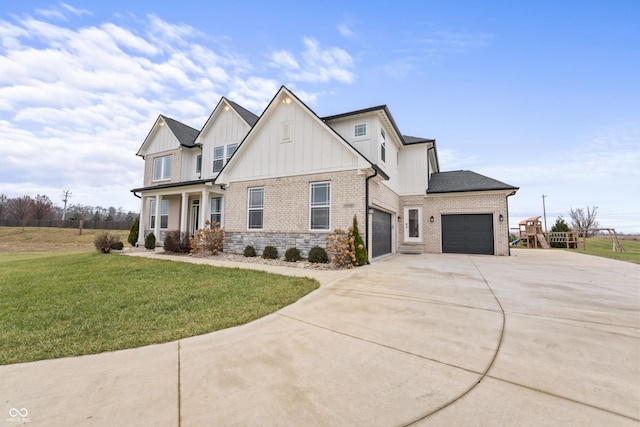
left=1, top=249, right=638, bottom=426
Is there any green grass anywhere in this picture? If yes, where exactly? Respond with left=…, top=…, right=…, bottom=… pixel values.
left=572, top=237, right=640, bottom=264
left=0, top=252, right=319, bottom=365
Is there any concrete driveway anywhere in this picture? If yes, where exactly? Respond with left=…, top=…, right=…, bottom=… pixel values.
left=1, top=249, right=638, bottom=426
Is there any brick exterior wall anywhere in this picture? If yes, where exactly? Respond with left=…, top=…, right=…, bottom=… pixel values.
left=223, top=170, right=367, bottom=255
left=424, top=192, right=511, bottom=256
left=368, top=179, right=401, bottom=254
left=143, top=148, right=182, bottom=187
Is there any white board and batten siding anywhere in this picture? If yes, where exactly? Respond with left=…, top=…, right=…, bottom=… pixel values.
left=198, top=104, right=253, bottom=180
left=139, top=124, right=180, bottom=157
left=222, top=100, right=361, bottom=182
left=398, top=144, right=429, bottom=195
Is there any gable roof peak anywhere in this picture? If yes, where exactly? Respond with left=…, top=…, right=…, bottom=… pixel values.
left=159, top=115, right=199, bottom=147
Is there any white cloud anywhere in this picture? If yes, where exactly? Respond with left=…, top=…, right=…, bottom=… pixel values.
left=0, top=10, right=357, bottom=211
left=338, top=23, right=355, bottom=38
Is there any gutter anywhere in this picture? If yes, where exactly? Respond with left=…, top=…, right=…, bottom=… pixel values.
left=132, top=191, right=141, bottom=199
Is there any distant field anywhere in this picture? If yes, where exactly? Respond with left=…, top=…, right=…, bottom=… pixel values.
left=0, top=226, right=128, bottom=252
left=575, top=236, right=640, bottom=264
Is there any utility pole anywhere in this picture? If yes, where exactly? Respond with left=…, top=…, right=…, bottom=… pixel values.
left=542, top=194, right=548, bottom=233
left=62, top=190, right=71, bottom=220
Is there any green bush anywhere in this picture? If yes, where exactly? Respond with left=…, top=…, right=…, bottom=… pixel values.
left=285, top=247, right=301, bottom=262
left=352, top=215, right=368, bottom=266
left=244, top=245, right=257, bottom=257
left=128, top=216, right=139, bottom=246
left=163, top=231, right=191, bottom=253
left=262, top=245, right=278, bottom=259
left=145, top=232, right=156, bottom=250
left=308, top=246, right=328, bottom=263
left=94, top=231, right=119, bottom=254
left=110, top=241, right=124, bottom=251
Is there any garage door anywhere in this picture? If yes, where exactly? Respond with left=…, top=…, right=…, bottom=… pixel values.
left=372, top=209, right=392, bottom=258
left=442, top=214, right=494, bottom=255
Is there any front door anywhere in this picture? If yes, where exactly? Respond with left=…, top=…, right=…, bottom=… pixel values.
left=404, top=207, right=422, bottom=243
left=190, top=199, right=200, bottom=235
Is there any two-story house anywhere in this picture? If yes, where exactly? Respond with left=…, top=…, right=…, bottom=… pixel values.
left=132, top=86, right=518, bottom=257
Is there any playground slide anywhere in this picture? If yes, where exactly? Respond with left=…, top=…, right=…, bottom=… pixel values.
left=511, top=238, right=521, bottom=246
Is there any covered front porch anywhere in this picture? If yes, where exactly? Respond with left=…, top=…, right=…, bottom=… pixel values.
left=133, top=182, right=224, bottom=245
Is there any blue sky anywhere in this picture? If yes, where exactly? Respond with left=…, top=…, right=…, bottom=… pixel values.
left=1, top=1, right=638, bottom=232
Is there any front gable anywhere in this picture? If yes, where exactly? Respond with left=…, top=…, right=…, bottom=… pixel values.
left=136, top=116, right=183, bottom=158
left=217, top=87, right=371, bottom=184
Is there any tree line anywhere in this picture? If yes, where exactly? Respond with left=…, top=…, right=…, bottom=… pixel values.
left=0, top=194, right=137, bottom=223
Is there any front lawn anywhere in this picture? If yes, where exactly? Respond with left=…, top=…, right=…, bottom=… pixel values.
left=574, top=237, right=640, bottom=264
left=0, top=252, right=318, bottom=365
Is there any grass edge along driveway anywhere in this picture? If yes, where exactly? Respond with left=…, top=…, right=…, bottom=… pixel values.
left=0, top=252, right=319, bottom=365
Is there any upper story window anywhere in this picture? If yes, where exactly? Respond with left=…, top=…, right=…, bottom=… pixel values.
left=354, top=123, right=367, bottom=138
left=153, top=155, right=172, bottom=181
left=196, top=155, right=202, bottom=174
left=248, top=187, right=264, bottom=229
left=310, top=182, right=330, bottom=230
left=213, top=143, right=238, bottom=173
left=380, top=128, right=386, bottom=163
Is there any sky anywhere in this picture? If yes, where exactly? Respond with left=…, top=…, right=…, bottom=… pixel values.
left=1, top=1, right=638, bottom=232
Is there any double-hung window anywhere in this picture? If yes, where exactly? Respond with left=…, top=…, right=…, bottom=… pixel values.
left=213, top=146, right=224, bottom=172
left=248, top=188, right=264, bottom=229
left=310, top=182, right=330, bottom=230
left=150, top=200, right=169, bottom=229
left=210, top=197, right=222, bottom=226
left=153, top=155, right=172, bottom=181
left=196, top=155, right=202, bottom=174
left=227, top=143, right=238, bottom=160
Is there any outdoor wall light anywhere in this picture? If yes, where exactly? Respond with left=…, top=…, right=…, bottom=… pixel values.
left=398, top=216, right=402, bottom=222
left=430, top=216, right=435, bottom=222
left=368, top=206, right=373, bottom=214
left=499, top=214, right=504, bottom=222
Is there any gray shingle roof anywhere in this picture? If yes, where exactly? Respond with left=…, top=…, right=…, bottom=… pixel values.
left=160, top=115, right=200, bottom=147
left=427, top=170, right=518, bottom=194
left=227, top=100, right=259, bottom=127
left=403, top=135, right=435, bottom=145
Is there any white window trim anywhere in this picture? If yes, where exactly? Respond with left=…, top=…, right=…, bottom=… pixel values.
left=196, top=154, right=202, bottom=174
left=380, top=128, right=386, bottom=163
left=247, top=187, right=264, bottom=230
left=150, top=200, right=169, bottom=229
left=210, top=196, right=223, bottom=227
left=213, top=146, right=224, bottom=173
left=404, top=206, right=423, bottom=243
left=354, top=123, right=367, bottom=138
left=153, top=155, right=172, bottom=181
left=309, top=182, right=331, bottom=231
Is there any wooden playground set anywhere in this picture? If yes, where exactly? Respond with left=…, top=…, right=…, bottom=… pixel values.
left=512, top=216, right=625, bottom=252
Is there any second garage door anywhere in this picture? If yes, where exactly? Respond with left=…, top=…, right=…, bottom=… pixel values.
left=372, top=209, right=392, bottom=258
left=441, top=214, right=494, bottom=255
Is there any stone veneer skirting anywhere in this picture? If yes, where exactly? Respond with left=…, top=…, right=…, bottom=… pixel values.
left=224, top=231, right=329, bottom=258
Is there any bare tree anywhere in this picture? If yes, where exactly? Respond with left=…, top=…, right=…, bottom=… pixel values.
left=569, top=206, right=600, bottom=237
left=9, top=195, right=34, bottom=221
left=33, top=194, right=54, bottom=220
left=0, top=194, right=7, bottom=220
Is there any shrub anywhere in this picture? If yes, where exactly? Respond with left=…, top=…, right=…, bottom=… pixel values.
left=163, top=230, right=191, bottom=253
left=308, top=246, right=328, bottom=263
left=352, top=215, right=367, bottom=266
left=285, top=247, right=301, bottom=262
left=145, top=232, right=156, bottom=250
left=127, top=216, right=139, bottom=246
left=110, top=241, right=124, bottom=251
left=262, top=245, right=278, bottom=259
left=326, top=228, right=356, bottom=268
left=190, top=220, right=224, bottom=254
left=94, top=231, right=120, bottom=254
left=244, top=245, right=257, bottom=257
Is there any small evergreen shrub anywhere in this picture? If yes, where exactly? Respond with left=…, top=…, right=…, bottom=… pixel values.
left=110, top=241, right=124, bottom=251
left=308, top=246, right=328, bottom=263
left=128, top=216, right=139, bottom=246
left=262, top=245, right=278, bottom=259
left=94, top=231, right=120, bottom=254
left=145, top=232, right=156, bottom=250
left=164, top=231, right=191, bottom=253
left=244, top=245, right=257, bottom=257
left=285, top=247, right=301, bottom=262
left=352, top=215, right=368, bottom=266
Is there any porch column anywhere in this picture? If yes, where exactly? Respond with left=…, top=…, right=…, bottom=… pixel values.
left=200, top=189, right=209, bottom=228
left=137, top=196, right=145, bottom=245
left=180, top=192, right=188, bottom=235
left=154, top=194, right=161, bottom=234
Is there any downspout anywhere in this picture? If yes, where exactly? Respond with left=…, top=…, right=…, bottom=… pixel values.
left=506, top=190, right=516, bottom=256
left=132, top=191, right=141, bottom=199
left=365, top=167, right=378, bottom=264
